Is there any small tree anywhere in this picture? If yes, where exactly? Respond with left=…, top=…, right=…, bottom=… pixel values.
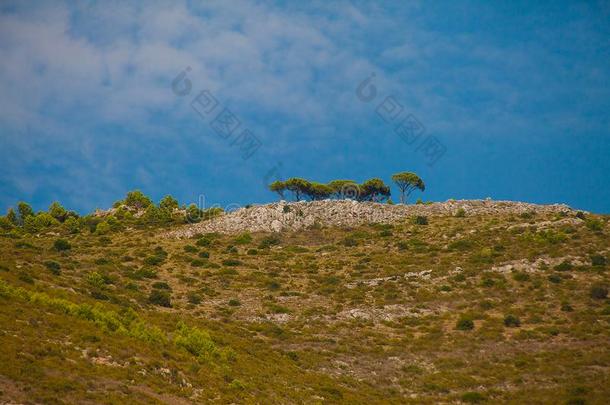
left=391, top=172, right=425, bottom=204
left=124, top=190, right=153, bottom=210
left=17, top=202, right=34, bottom=223
left=53, top=238, right=72, bottom=251
left=327, top=180, right=359, bottom=199
left=159, top=195, right=179, bottom=211
left=359, top=178, right=391, bottom=202
left=306, top=182, right=333, bottom=200
left=284, top=178, right=311, bottom=201
left=6, top=208, right=18, bottom=225
left=268, top=180, right=286, bottom=200
left=48, top=201, right=68, bottom=222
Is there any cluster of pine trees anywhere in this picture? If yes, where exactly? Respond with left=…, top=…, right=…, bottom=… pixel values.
left=268, top=172, right=424, bottom=204
left=0, top=190, right=220, bottom=235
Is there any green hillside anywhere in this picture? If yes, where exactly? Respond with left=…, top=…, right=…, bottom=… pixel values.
left=0, top=199, right=609, bottom=404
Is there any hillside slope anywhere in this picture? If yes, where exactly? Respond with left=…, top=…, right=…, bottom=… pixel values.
left=1, top=200, right=609, bottom=404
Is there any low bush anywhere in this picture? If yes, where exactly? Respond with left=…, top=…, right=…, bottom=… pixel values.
left=590, top=254, right=607, bottom=267
left=554, top=261, right=573, bottom=272
left=183, top=245, right=198, bottom=253
left=86, top=272, right=107, bottom=289
left=44, top=260, right=61, bottom=275
left=512, top=272, right=530, bottom=282
left=53, top=238, right=72, bottom=251
left=196, top=238, right=211, bottom=247
left=144, top=255, right=164, bottom=266
left=461, top=392, right=485, bottom=403
left=233, top=232, right=252, bottom=245
left=173, top=322, right=217, bottom=360
left=456, top=316, right=474, bottom=331
left=149, top=290, right=172, bottom=307
left=590, top=284, right=608, bottom=300
left=504, top=314, right=521, bottom=327
left=342, top=237, right=358, bottom=247
left=412, top=215, right=428, bottom=225
left=187, top=292, right=202, bottom=305
left=259, top=235, right=281, bottom=249
left=455, top=208, right=466, bottom=217
left=584, top=218, right=603, bottom=231
left=152, top=281, right=171, bottom=290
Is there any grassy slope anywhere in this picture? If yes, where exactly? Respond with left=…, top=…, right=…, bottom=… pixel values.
left=0, top=208, right=609, bottom=404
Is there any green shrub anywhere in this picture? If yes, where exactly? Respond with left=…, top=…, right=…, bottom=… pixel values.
left=455, top=208, right=466, bottom=217
left=187, top=292, right=202, bottom=305
left=233, top=232, right=252, bottom=245
left=198, top=251, right=210, bottom=258
left=520, top=211, right=535, bottom=219
left=44, top=260, right=61, bottom=275
left=6, top=208, right=18, bottom=225
left=196, top=237, right=211, bottom=247
left=144, top=255, right=164, bottom=266
left=18, top=271, right=34, bottom=284
left=183, top=245, right=198, bottom=253
left=17, top=201, right=34, bottom=222
left=504, top=314, right=521, bottom=327
left=584, top=218, right=603, bottom=231
left=548, top=274, right=562, bottom=284
left=95, top=221, right=111, bottom=235
left=124, top=190, right=153, bottom=210
left=461, top=392, right=485, bottom=403
left=259, top=235, right=281, bottom=249
left=342, top=237, right=358, bottom=247
left=412, top=215, right=428, bottom=225
left=86, top=272, right=106, bottom=289
left=191, top=259, right=206, bottom=267
left=222, top=259, right=242, bottom=267
left=0, top=216, right=14, bottom=230
left=148, top=290, right=172, bottom=307
left=448, top=239, right=474, bottom=251
left=48, top=202, right=68, bottom=222
left=554, top=261, right=573, bottom=272
left=159, top=195, right=179, bottom=211
left=247, top=249, right=258, bottom=255
left=590, top=284, right=608, bottom=300
left=152, top=281, right=171, bottom=290
left=396, top=241, right=408, bottom=250
left=228, top=299, right=241, bottom=306
left=481, top=278, right=495, bottom=287
left=53, top=238, right=72, bottom=251
left=173, top=322, right=217, bottom=360
left=141, top=205, right=172, bottom=224
left=63, top=217, right=81, bottom=234
left=456, top=316, right=474, bottom=331
left=590, top=254, right=607, bottom=267
left=24, top=213, right=60, bottom=233
left=512, top=272, right=530, bottom=282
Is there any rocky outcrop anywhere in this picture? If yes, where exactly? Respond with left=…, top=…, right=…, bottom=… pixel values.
left=168, top=199, right=575, bottom=237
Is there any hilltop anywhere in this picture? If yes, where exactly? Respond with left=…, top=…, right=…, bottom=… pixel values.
left=170, top=199, right=575, bottom=236
left=0, top=198, right=609, bottom=403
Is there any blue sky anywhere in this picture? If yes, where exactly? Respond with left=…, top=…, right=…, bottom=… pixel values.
left=1, top=1, right=609, bottom=214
